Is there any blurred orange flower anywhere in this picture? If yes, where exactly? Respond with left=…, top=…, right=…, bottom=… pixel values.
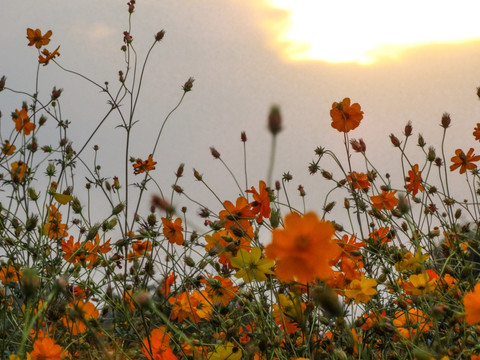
left=142, top=327, right=178, bottom=360
left=169, top=290, right=212, bottom=323
left=464, top=281, right=480, bottom=326
left=0, top=264, right=22, bottom=285
left=450, top=148, right=480, bottom=174
left=26, top=28, right=52, bottom=49
left=39, top=46, right=60, bottom=66
left=2, top=141, right=16, bottom=155
left=370, top=190, right=398, bottom=210
left=162, top=217, right=184, bottom=245
left=133, top=154, right=157, bottom=175
left=62, top=300, right=99, bottom=335
left=474, top=123, right=480, bottom=142
left=393, top=308, right=432, bottom=339
left=10, top=161, right=28, bottom=182
left=265, top=212, right=341, bottom=284
left=330, top=98, right=364, bottom=133
left=30, top=336, right=64, bottom=360
left=405, top=164, right=424, bottom=196
left=12, top=108, right=36, bottom=135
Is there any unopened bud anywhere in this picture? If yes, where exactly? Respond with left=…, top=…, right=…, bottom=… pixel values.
left=275, top=180, right=281, bottom=191
left=350, top=138, right=366, bottom=153
left=193, top=169, right=202, bottom=181
left=389, top=134, right=400, bottom=147
left=112, top=203, right=125, bottom=215
left=182, top=77, right=194, bottom=92
left=298, top=185, right=305, bottom=197
left=404, top=121, right=412, bottom=137
left=176, top=163, right=184, bottom=177
left=268, top=105, right=282, bottom=135
left=155, top=30, right=165, bottom=42
left=241, top=131, right=247, bottom=142
left=441, top=113, right=451, bottom=129
left=427, top=147, right=436, bottom=162
left=417, top=134, right=426, bottom=147
left=0, top=76, right=6, bottom=91
left=210, top=147, right=220, bottom=159
left=51, top=87, right=62, bottom=100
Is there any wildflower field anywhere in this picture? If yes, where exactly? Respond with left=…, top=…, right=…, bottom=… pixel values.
left=3, top=2, right=480, bottom=360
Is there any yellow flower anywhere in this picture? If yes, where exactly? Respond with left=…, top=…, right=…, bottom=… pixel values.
left=230, top=247, right=274, bottom=283
left=344, top=274, right=377, bottom=304
left=207, top=342, right=242, bottom=360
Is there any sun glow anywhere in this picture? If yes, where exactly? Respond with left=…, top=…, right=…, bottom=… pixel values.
left=267, top=0, right=480, bottom=64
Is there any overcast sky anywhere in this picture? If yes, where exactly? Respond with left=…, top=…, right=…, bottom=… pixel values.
left=2, top=1, right=480, bottom=225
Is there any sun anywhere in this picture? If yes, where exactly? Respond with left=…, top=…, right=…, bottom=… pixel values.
left=266, top=0, right=480, bottom=64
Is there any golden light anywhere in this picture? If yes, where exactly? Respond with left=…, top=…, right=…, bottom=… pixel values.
left=266, top=0, right=480, bottom=64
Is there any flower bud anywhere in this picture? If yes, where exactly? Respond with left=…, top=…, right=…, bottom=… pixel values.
left=441, top=113, right=451, bottom=128
left=298, top=185, right=305, bottom=197
left=210, top=147, right=220, bottom=159
left=389, top=134, right=400, bottom=147
left=51, top=87, right=62, bottom=100
left=427, top=146, right=436, bottom=162
left=417, top=134, right=426, bottom=147
left=404, top=121, right=413, bottom=137
left=241, top=131, right=247, bottom=142
left=0, top=76, right=6, bottom=91
left=176, top=163, right=184, bottom=177
left=182, top=77, right=194, bottom=92
left=193, top=169, right=202, bottom=181
left=155, top=30, right=165, bottom=42
left=268, top=105, right=282, bottom=135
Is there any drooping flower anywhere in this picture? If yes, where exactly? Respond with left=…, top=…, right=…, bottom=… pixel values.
left=463, top=281, right=480, bottom=325
left=133, top=154, right=157, bottom=174
left=162, top=217, right=184, bottom=245
left=450, top=148, right=480, bottom=174
left=265, top=212, right=341, bottom=284
left=10, top=161, right=28, bottom=182
left=26, top=28, right=52, bottom=49
left=370, top=190, right=398, bottom=210
left=344, top=274, right=377, bottom=304
left=405, top=164, right=424, bottom=196
left=230, top=247, right=274, bottom=283
left=12, top=108, right=36, bottom=135
left=30, top=336, right=63, bottom=360
left=39, top=46, right=60, bottom=66
left=246, top=180, right=271, bottom=223
left=330, top=98, right=364, bottom=133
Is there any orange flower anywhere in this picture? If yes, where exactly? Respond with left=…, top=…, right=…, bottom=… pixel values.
left=142, top=327, right=178, bottom=360
left=370, top=190, right=398, bottom=210
left=219, top=196, right=256, bottom=237
left=160, top=272, right=177, bottom=297
left=43, top=204, right=68, bottom=239
left=474, top=123, right=480, bottom=142
left=246, top=180, right=271, bottom=223
left=168, top=290, right=212, bottom=323
left=162, top=217, right=184, bottom=245
left=330, top=98, right=364, bottom=133
left=12, top=108, right=36, bottom=135
left=464, top=281, right=480, bottom=326
left=26, top=28, right=52, bottom=49
left=39, top=46, right=60, bottom=66
left=30, top=336, right=64, bottom=360
left=2, top=141, right=16, bottom=155
left=347, top=171, right=370, bottom=190
left=133, top=154, right=156, bottom=175
left=0, top=264, right=22, bottom=284
left=401, top=269, right=438, bottom=296
left=405, top=164, right=424, bottom=196
left=62, top=300, right=99, bottom=335
left=393, top=308, right=432, bottom=339
left=368, top=226, right=394, bottom=244
left=10, top=161, right=28, bottom=182
left=132, top=240, right=153, bottom=257
left=450, top=148, right=480, bottom=174
left=201, top=275, right=238, bottom=306
left=265, top=212, right=341, bottom=284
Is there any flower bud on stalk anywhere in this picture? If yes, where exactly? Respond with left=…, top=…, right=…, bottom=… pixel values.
left=268, top=105, right=282, bottom=136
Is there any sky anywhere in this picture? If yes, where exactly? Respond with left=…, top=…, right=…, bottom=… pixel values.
left=2, top=0, right=480, bottom=226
